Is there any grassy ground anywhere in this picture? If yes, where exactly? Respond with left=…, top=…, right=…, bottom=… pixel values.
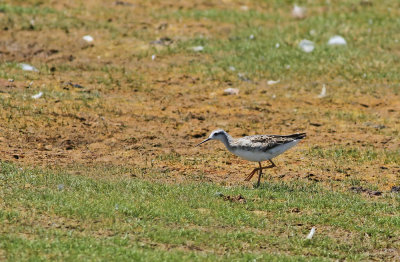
left=1, top=162, right=400, bottom=261
left=1, top=0, right=400, bottom=260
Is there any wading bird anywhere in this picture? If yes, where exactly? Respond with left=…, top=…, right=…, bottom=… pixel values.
left=196, top=130, right=306, bottom=187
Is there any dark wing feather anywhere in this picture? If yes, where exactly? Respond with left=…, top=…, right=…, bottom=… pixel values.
left=243, top=133, right=306, bottom=151
left=269, top=133, right=306, bottom=140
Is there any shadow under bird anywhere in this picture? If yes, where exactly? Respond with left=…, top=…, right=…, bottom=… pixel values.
left=196, top=129, right=306, bottom=187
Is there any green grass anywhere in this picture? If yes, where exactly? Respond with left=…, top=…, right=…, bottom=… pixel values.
left=0, top=4, right=57, bottom=15
left=1, top=162, right=399, bottom=260
left=308, top=146, right=400, bottom=165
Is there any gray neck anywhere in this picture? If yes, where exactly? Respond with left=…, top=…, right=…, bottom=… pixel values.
left=219, top=132, right=234, bottom=151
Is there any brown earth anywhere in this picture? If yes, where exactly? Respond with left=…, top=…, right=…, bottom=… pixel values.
left=0, top=0, right=399, bottom=190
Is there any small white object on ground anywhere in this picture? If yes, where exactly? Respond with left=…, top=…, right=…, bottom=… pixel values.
left=57, top=184, right=64, bottom=191
left=318, top=84, right=326, bottom=98
left=240, top=5, right=249, bottom=11
left=151, top=54, right=156, bottom=60
left=309, top=29, right=317, bottom=36
left=20, top=63, right=39, bottom=72
left=249, top=34, right=255, bottom=40
left=237, top=73, right=251, bottom=82
left=31, top=92, right=43, bottom=99
left=192, top=46, right=204, bottom=52
left=228, top=66, right=236, bottom=71
left=306, top=227, right=316, bottom=239
left=267, top=80, right=280, bottom=85
left=275, top=43, right=280, bottom=48
left=298, top=39, right=315, bottom=53
left=292, top=4, right=306, bottom=19
left=327, top=35, right=347, bottom=46
left=82, top=35, right=94, bottom=42
left=224, top=88, right=239, bottom=95
left=215, top=192, right=224, bottom=197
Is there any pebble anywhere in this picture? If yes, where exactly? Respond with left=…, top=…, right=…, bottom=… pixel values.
left=327, top=35, right=347, bottom=46
left=224, top=88, right=239, bottom=95
left=82, top=35, right=94, bottom=42
left=192, top=46, right=204, bottom=52
left=20, top=63, right=39, bottom=72
left=298, top=39, right=315, bottom=53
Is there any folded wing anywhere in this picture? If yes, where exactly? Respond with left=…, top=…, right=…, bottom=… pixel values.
left=240, top=133, right=306, bottom=152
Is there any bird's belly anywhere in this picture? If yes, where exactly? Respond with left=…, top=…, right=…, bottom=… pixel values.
left=232, top=149, right=272, bottom=162
left=231, top=140, right=300, bottom=162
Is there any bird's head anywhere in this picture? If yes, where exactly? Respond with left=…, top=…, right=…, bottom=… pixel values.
left=195, top=129, right=226, bottom=147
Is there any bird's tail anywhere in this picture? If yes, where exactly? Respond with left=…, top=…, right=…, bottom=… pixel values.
left=288, top=133, right=306, bottom=140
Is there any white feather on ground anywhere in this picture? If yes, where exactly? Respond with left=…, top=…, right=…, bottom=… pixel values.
left=306, top=227, right=316, bottom=240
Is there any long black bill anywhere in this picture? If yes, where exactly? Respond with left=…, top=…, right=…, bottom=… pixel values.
left=195, top=138, right=211, bottom=147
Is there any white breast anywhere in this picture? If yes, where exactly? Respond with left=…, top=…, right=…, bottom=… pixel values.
left=231, top=140, right=300, bottom=162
